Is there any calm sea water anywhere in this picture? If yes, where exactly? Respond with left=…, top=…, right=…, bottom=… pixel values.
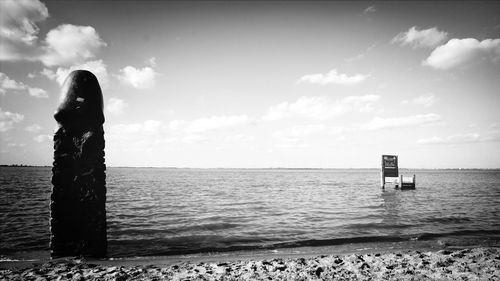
left=1, top=167, right=499, bottom=258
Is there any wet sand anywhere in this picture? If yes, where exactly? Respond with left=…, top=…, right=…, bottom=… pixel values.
left=1, top=246, right=499, bottom=280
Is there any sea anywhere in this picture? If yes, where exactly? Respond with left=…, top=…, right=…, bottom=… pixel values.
left=1, top=167, right=499, bottom=260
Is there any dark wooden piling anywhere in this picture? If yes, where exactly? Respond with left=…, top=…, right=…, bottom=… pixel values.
left=50, top=70, right=107, bottom=258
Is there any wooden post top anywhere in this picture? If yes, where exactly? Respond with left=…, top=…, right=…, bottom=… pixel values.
left=54, top=70, right=104, bottom=130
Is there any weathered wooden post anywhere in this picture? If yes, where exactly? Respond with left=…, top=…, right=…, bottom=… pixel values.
left=50, top=70, right=107, bottom=258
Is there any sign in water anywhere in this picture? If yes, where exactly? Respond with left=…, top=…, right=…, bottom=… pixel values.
left=382, top=155, right=398, bottom=177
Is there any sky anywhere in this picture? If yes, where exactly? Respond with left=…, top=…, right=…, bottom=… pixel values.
left=1, top=1, right=500, bottom=168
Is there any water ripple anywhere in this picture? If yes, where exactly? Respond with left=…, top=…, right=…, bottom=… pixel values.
left=1, top=167, right=499, bottom=257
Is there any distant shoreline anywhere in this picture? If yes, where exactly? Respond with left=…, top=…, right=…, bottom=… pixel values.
left=0, top=164, right=500, bottom=171
left=1, top=165, right=500, bottom=171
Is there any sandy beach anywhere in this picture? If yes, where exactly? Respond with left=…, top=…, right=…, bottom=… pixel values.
left=1, top=246, right=498, bottom=280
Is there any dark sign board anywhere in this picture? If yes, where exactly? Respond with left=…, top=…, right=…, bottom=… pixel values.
left=382, top=155, right=398, bottom=177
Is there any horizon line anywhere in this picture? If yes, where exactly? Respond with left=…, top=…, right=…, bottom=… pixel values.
left=1, top=164, right=499, bottom=170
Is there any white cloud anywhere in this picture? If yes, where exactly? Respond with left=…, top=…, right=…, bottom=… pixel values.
left=0, top=107, right=24, bottom=132
left=424, top=38, right=500, bottom=70
left=342, top=95, right=380, bottom=112
left=361, top=113, right=441, bottom=130
left=117, top=66, right=157, bottom=89
left=40, top=24, right=107, bottom=66
left=344, top=53, right=365, bottom=63
left=107, top=115, right=253, bottom=152
left=345, top=42, right=378, bottom=63
left=25, top=124, right=42, bottom=133
left=0, top=0, right=49, bottom=61
left=39, top=68, right=56, bottom=80
left=170, top=115, right=251, bottom=134
left=111, top=120, right=163, bottom=136
left=0, top=1, right=106, bottom=67
left=0, top=72, right=27, bottom=93
left=392, top=26, right=448, bottom=49
left=274, top=142, right=311, bottom=150
left=106, top=116, right=256, bottom=152
left=106, top=115, right=252, bottom=151
left=222, top=134, right=255, bottom=144
left=412, top=95, right=436, bottom=108
left=106, top=97, right=128, bottom=115
left=276, top=125, right=328, bottom=138
left=180, top=134, right=209, bottom=145
left=363, top=6, right=376, bottom=14
left=416, top=133, right=490, bottom=145
left=416, top=136, right=446, bottom=145
left=34, top=134, right=51, bottom=142
left=147, top=57, right=157, bottom=67
left=41, top=60, right=108, bottom=88
left=274, top=124, right=346, bottom=143
left=28, top=87, right=48, bottom=98
left=263, top=95, right=380, bottom=121
left=298, top=69, right=370, bottom=85
left=6, top=143, right=26, bottom=148
left=0, top=72, right=48, bottom=98
left=421, top=132, right=500, bottom=144
left=107, top=120, right=173, bottom=152
left=401, top=94, right=436, bottom=108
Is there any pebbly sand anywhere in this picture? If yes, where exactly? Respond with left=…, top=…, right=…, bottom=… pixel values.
left=1, top=246, right=499, bottom=280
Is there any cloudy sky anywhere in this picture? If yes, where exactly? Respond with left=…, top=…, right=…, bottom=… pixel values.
left=1, top=1, right=500, bottom=168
